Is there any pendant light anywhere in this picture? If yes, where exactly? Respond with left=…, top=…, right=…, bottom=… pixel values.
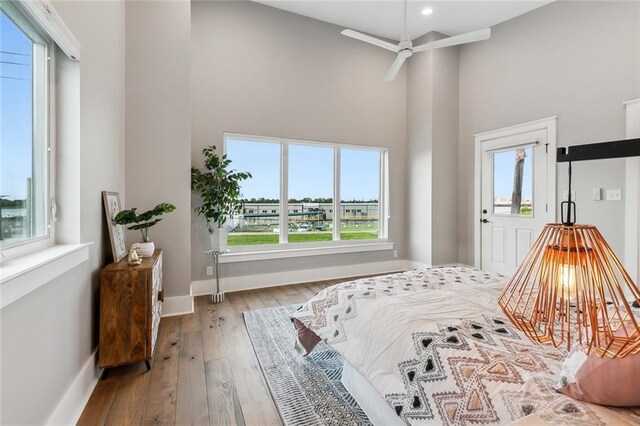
left=498, top=161, right=640, bottom=358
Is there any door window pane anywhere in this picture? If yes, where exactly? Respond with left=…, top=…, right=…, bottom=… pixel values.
left=288, top=144, right=333, bottom=243
left=1, top=8, right=48, bottom=247
left=493, top=147, right=533, bottom=216
left=340, top=149, right=380, bottom=240
left=225, top=139, right=280, bottom=245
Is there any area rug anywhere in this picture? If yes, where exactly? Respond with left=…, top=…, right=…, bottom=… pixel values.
left=244, top=305, right=372, bottom=426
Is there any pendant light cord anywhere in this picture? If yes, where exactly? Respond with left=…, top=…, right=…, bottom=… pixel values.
left=567, top=161, right=572, bottom=206
left=562, top=161, right=575, bottom=225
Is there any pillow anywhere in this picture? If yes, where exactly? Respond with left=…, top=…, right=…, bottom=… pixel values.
left=292, top=318, right=321, bottom=356
left=555, top=344, right=640, bottom=407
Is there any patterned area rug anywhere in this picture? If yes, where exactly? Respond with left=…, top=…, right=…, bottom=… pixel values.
left=244, top=305, right=372, bottom=426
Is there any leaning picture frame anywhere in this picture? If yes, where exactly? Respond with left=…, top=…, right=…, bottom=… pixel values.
left=102, top=191, right=127, bottom=263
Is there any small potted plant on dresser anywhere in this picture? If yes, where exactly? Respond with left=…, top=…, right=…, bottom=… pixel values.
left=114, top=203, right=176, bottom=257
left=191, top=145, right=252, bottom=251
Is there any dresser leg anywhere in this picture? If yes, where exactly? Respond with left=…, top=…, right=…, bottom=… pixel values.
left=145, top=360, right=152, bottom=371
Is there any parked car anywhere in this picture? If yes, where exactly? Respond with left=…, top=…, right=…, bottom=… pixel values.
left=298, top=223, right=312, bottom=232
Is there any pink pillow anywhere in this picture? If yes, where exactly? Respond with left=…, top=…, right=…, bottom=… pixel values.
left=556, top=345, right=640, bottom=407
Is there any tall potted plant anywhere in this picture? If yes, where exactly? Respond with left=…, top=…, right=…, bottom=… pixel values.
left=114, top=203, right=176, bottom=257
left=191, top=146, right=252, bottom=251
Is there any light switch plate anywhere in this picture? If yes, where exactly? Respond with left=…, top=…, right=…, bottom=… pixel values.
left=606, top=189, right=622, bottom=201
left=206, top=266, right=213, bottom=276
left=592, top=188, right=602, bottom=201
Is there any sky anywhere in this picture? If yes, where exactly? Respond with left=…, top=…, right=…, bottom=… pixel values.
left=226, top=139, right=380, bottom=201
left=1, top=10, right=34, bottom=200
left=493, top=147, right=533, bottom=201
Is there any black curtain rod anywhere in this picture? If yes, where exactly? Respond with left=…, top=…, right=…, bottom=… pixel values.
left=557, top=138, right=640, bottom=163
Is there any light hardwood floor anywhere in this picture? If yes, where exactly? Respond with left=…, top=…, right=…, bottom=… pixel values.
left=78, top=279, right=347, bottom=426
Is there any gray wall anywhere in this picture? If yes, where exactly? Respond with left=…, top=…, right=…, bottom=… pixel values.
left=457, top=0, right=640, bottom=265
left=0, top=1, right=126, bottom=423
left=431, top=41, right=460, bottom=265
left=125, top=1, right=192, bottom=298
left=191, top=1, right=407, bottom=282
left=405, top=34, right=435, bottom=265
left=405, top=33, right=460, bottom=266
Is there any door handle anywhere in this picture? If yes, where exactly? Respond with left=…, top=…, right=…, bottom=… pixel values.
left=481, top=219, right=490, bottom=224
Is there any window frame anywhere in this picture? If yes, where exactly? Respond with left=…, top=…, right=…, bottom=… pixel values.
left=1, top=1, right=56, bottom=259
left=223, top=132, right=390, bottom=254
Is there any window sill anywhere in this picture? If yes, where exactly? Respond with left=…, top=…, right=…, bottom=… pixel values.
left=219, top=240, right=394, bottom=263
left=0, top=243, right=93, bottom=309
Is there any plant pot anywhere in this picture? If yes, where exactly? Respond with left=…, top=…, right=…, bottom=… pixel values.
left=137, top=241, right=155, bottom=258
left=210, top=227, right=228, bottom=252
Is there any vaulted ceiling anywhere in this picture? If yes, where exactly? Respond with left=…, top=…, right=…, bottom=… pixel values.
left=252, top=1, right=553, bottom=41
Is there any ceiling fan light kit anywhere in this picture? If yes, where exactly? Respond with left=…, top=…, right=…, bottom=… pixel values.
left=340, top=0, right=491, bottom=81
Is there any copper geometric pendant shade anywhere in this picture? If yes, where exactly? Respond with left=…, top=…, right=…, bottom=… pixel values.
left=498, top=223, right=640, bottom=358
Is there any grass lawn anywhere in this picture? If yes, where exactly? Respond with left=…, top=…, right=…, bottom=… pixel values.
left=228, top=232, right=378, bottom=246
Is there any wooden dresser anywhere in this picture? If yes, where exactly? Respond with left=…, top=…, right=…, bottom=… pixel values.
left=99, top=249, right=163, bottom=370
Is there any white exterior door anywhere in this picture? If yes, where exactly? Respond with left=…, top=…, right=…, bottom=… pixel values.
left=478, top=123, right=555, bottom=276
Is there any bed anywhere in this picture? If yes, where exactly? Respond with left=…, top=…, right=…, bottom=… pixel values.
left=291, top=266, right=640, bottom=425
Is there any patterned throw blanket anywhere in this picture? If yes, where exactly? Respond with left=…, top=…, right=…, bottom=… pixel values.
left=291, top=267, right=640, bottom=425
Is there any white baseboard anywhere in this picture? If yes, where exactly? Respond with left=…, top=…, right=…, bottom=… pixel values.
left=439, top=262, right=472, bottom=268
left=46, top=348, right=101, bottom=426
left=162, top=293, right=194, bottom=317
left=406, top=261, right=431, bottom=270
left=192, top=280, right=216, bottom=297
left=405, top=261, right=471, bottom=270
left=191, top=259, right=410, bottom=296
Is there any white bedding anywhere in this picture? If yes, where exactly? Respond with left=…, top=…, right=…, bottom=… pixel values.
left=292, top=266, right=640, bottom=425
left=341, top=358, right=404, bottom=426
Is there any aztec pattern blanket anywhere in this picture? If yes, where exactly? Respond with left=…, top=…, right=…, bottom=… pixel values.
left=291, top=267, right=640, bottom=425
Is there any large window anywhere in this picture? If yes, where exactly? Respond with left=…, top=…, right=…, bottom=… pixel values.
left=224, top=134, right=387, bottom=247
left=1, top=3, right=52, bottom=251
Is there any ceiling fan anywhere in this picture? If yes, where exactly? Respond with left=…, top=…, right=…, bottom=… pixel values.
left=341, top=1, right=491, bottom=81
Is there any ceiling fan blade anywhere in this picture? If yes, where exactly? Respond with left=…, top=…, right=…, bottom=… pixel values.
left=384, top=52, right=409, bottom=81
left=341, top=29, right=399, bottom=53
left=413, top=28, right=491, bottom=53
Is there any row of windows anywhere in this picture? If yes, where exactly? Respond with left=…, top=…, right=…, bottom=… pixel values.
left=225, top=135, right=387, bottom=246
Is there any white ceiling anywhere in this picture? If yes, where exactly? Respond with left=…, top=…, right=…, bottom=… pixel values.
left=252, top=0, right=553, bottom=41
